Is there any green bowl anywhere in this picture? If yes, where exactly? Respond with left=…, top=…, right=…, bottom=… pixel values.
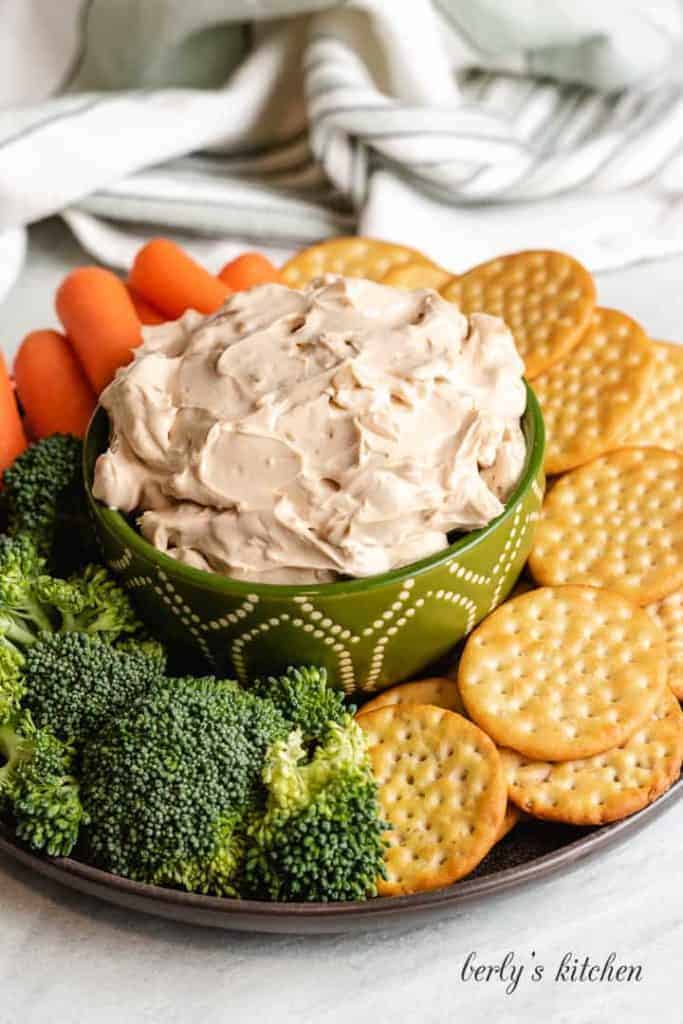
left=84, top=385, right=545, bottom=694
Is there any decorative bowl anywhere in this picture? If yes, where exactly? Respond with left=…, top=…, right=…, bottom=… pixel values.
left=84, top=384, right=545, bottom=694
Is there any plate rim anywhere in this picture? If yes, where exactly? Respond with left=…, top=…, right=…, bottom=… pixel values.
left=0, top=779, right=679, bottom=925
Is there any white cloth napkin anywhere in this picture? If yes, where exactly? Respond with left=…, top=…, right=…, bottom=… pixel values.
left=1, top=0, right=683, bottom=300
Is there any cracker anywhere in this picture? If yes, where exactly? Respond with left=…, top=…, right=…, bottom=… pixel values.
left=620, top=341, right=683, bottom=452
left=357, top=676, right=466, bottom=717
left=281, top=237, right=433, bottom=287
left=356, top=705, right=506, bottom=895
left=502, top=688, right=683, bottom=825
left=440, top=250, right=596, bottom=379
left=529, top=447, right=683, bottom=604
left=647, top=587, right=683, bottom=699
left=443, top=580, right=537, bottom=685
left=382, top=262, right=452, bottom=291
left=498, top=803, right=522, bottom=841
left=533, top=308, right=655, bottom=474
left=356, top=678, right=520, bottom=838
left=457, top=586, right=667, bottom=761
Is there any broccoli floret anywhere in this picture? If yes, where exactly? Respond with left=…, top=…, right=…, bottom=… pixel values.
left=252, top=666, right=350, bottom=742
left=149, top=813, right=246, bottom=896
left=244, top=716, right=388, bottom=902
left=0, top=712, right=85, bottom=856
left=0, top=531, right=46, bottom=582
left=0, top=641, right=26, bottom=725
left=22, top=633, right=167, bottom=744
left=0, top=535, right=54, bottom=647
left=54, top=566, right=142, bottom=639
left=80, top=676, right=289, bottom=894
left=0, top=535, right=145, bottom=655
left=0, top=534, right=157, bottom=744
left=115, top=636, right=167, bottom=673
left=2, top=434, right=96, bottom=573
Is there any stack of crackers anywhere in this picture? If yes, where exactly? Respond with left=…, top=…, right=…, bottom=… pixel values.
left=282, top=237, right=683, bottom=899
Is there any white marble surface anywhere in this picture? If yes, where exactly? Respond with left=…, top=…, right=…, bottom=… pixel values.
left=0, top=221, right=681, bottom=1024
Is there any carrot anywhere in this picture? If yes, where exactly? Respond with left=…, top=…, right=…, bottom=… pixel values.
left=0, top=351, right=27, bottom=473
left=126, top=285, right=165, bottom=325
left=14, top=330, right=97, bottom=439
left=56, top=267, right=142, bottom=394
left=218, top=252, right=282, bottom=291
left=129, top=238, right=230, bottom=319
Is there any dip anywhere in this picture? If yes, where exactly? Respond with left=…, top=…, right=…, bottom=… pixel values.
left=93, top=275, right=527, bottom=584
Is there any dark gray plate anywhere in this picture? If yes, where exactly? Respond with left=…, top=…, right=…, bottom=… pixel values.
left=1, top=779, right=680, bottom=934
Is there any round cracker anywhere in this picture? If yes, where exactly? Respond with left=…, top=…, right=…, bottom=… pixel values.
left=458, top=586, right=667, bottom=762
left=357, top=705, right=506, bottom=896
left=357, top=678, right=520, bottom=841
left=281, top=237, right=434, bottom=287
left=440, top=250, right=596, bottom=379
left=381, top=262, right=452, bottom=291
left=502, top=688, right=683, bottom=825
left=498, top=803, right=522, bottom=841
left=533, top=308, right=655, bottom=474
left=620, top=340, right=683, bottom=452
left=647, top=587, right=683, bottom=699
left=529, top=447, right=683, bottom=604
left=357, top=677, right=466, bottom=717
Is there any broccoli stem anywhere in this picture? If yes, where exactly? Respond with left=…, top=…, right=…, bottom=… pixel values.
left=60, top=610, right=113, bottom=634
left=0, top=722, right=26, bottom=783
left=23, top=599, right=53, bottom=635
left=0, top=618, right=40, bottom=651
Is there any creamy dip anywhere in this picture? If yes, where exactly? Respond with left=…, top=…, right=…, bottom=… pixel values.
left=93, top=275, right=527, bottom=584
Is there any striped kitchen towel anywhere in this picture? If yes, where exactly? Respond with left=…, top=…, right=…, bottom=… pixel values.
left=1, top=0, right=683, bottom=299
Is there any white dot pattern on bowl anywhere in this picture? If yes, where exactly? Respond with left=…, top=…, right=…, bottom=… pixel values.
left=104, top=490, right=541, bottom=691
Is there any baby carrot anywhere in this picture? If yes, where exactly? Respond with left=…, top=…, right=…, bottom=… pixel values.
left=218, top=252, right=283, bottom=291
left=14, top=330, right=97, bottom=439
left=129, top=238, right=230, bottom=318
left=126, top=285, right=165, bottom=325
left=0, top=351, right=27, bottom=473
left=56, top=267, right=142, bottom=394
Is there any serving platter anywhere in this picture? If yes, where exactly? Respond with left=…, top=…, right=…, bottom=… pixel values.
left=1, top=779, right=679, bottom=935
left=1, top=241, right=681, bottom=934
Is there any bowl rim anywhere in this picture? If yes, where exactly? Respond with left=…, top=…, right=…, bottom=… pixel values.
left=84, top=382, right=544, bottom=597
